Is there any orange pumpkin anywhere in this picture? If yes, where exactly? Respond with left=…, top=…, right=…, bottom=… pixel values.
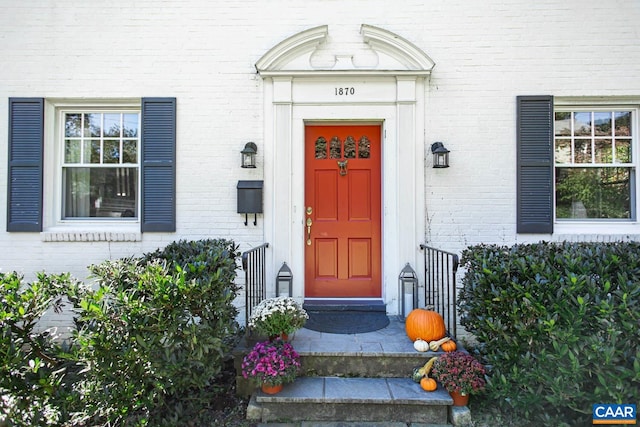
left=440, top=339, right=457, bottom=352
left=420, top=377, right=437, bottom=391
left=405, top=308, right=446, bottom=342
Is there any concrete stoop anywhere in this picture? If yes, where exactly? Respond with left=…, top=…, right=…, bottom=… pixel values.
left=237, top=318, right=469, bottom=425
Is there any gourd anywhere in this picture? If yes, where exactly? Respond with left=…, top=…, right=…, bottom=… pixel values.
left=413, top=338, right=430, bottom=352
left=411, top=356, right=438, bottom=383
left=412, top=367, right=425, bottom=383
left=428, top=337, right=451, bottom=351
left=422, top=356, right=438, bottom=376
left=440, top=339, right=457, bottom=352
left=420, top=377, right=437, bottom=392
left=405, top=307, right=447, bottom=342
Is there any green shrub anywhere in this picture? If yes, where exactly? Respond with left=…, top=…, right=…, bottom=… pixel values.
left=68, top=239, right=241, bottom=426
left=459, top=242, right=640, bottom=426
left=0, top=272, right=80, bottom=426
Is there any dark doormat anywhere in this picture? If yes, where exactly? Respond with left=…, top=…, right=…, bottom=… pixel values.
left=304, top=311, right=390, bottom=334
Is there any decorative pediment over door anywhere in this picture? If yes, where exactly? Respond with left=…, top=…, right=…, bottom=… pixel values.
left=255, top=24, right=435, bottom=76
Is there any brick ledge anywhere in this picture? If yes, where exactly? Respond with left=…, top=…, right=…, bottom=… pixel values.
left=41, top=231, right=141, bottom=242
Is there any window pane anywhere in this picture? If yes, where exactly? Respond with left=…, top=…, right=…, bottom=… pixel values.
left=555, top=112, right=571, bottom=136
left=574, top=139, right=592, bottom=163
left=123, top=113, right=139, bottom=137
left=104, top=140, right=120, bottom=164
left=615, top=111, right=632, bottom=136
left=63, top=167, right=138, bottom=218
left=358, top=136, right=371, bottom=158
left=104, top=114, right=121, bottom=137
left=65, top=114, right=82, bottom=137
left=555, top=138, right=571, bottom=164
left=329, top=136, right=341, bottom=159
left=594, top=139, right=612, bottom=163
left=315, top=136, right=327, bottom=159
left=344, top=136, right=356, bottom=159
left=616, top=140, right=631, bottom=163
left=123, top=140, right=137, bottom=163
left=83, top=140, right=101, bottom=163
left=65, top=139, right=81, bottom=163
left=573, top=112, right=592, bottom=136
left=84, top=113, right=101, bottom=137
left=555, top=167, right=631, bottom=219
left=593, top=112, right=612, bottom=136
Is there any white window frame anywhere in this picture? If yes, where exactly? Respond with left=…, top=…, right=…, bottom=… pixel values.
left=43, top=99, right=142, bottom=235
left=553, top=100, right=640, bottom=235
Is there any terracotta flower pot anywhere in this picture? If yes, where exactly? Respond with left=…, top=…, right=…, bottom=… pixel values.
left=450, top=391, right=469, bottom=406
left=261, top=383, right=284, bottom=394
left=269, top=332, right=288, bottom=341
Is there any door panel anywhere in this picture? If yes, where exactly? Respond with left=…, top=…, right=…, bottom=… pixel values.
left=304, top=125, right=381, bottom=298
left=349, top=170, right=371, bottom=220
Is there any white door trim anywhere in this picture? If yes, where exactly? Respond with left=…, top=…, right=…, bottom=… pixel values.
left=258, top=25, right=431, bottom=315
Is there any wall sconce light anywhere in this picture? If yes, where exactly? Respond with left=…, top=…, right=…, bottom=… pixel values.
left=276, top=262, right=293, bottom=298
left=398, top=263, right=418, bottom=320
left=241, top=142, right=257, bottom=168
left=431, top=142, right=450, bottom=168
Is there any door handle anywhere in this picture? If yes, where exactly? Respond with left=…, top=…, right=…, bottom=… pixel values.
left=306, top=217, right=312, bottom=245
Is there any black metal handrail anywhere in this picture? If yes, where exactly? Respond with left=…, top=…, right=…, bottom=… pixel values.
left=419, top=244, right=459, bottom=337
left=241, top=243, right=269, bottom=325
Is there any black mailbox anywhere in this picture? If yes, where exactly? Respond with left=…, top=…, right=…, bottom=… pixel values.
left=237, top=180, right=263, bottom=225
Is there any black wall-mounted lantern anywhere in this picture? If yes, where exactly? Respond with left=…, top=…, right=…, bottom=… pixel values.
left=431, top=142, right=450, bottom=168
left=398, top=263, right=419, bottom=320
left=276, top=262, right=293, bottom=298
left=241, top=142, right=257, bottom=168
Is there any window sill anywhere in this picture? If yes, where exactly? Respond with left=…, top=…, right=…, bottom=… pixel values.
left=553, top=221, right=640, bottom=241
left=41, top=226, right=141, bottom=242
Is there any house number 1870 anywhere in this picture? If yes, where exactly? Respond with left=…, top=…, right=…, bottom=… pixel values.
left=335, top=87, right=355, bottom=96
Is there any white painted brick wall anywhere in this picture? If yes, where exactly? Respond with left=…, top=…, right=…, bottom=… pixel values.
left=1, top=1, right=640, bottom=330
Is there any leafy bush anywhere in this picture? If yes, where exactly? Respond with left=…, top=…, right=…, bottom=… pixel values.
left=144, top=238, right=241, bottom=346
left=0, top=272, right=80, bottom=426
left=67, top=238, right=242, bottom=426
left=1, top=239, right=242, bottom=426
left=459, top=242, right=640, bottom=426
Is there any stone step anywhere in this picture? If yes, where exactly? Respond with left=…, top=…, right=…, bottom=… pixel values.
left=303, top=299, right=386, bottom=312
left=298, top=349, right=440, bottom=378
left=247, top=376, right=452, bottom=424
left=256, top=423, right=451, bottom=427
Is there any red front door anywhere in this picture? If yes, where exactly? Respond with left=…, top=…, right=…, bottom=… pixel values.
left=304, top=125, right=382, bottom=297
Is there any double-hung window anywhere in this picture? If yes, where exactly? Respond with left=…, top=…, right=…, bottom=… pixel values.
left=62, top=110, right=140, bottom=219
left=554, top=109, right=634, bottom=220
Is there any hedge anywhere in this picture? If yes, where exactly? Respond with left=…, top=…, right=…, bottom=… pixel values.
left=459, top=241, right=640, bottom=426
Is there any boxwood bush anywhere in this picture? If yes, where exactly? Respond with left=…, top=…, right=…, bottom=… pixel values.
left=459, top=242, right=640, bottom=426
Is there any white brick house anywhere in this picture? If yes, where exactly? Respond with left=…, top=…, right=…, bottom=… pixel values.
left=2, top=1, right=640, bottom=326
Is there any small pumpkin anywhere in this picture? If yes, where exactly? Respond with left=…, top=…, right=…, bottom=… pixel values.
left=420, top=377, right=437, bottom=392
left=413, top=338, right=429, bottom=352
left=405, top=307, right=447, bottom=342
left=440, top=339, right=457, bottom=352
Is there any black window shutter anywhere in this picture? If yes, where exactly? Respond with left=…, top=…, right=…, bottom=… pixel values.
left=517, top=95, right=554, bottom=234
left=141, top=98, right=176, bottom=232
left=7, top=98, right=44, bottom=232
